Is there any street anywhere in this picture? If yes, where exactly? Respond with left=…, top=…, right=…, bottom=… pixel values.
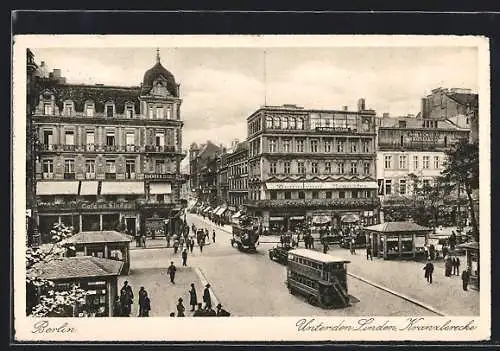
left=118, top=213, right=466, bottom=317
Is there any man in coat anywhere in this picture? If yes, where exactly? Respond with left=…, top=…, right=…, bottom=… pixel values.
left=119, top=281, right=134, bottom=316
left=212, top=230, right=216, bottom=243
left=193, top=303, right=206, bottom=317
left=142, top=292, right=151, bottom=317
left=203, top=283, right=212, bottom=309
left=182, top=248, right=188, bottom=267
left=454, top=256, right=461, bottom=276
left=167, top=261, right=177, bottom=284
left=461, top=268, right=471, bottom=291
left=138, top=286, right=147, bottom=317
left=189, top=283, right=198, bottom=311
left=216, top=303, right=231, bottom=317
left=423, top=259, right=434, bottom=284
left=366, top=246, right=373, bottom=260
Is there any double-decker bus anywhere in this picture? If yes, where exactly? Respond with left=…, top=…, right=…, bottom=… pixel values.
left=286, top=249, right=351, bottom=308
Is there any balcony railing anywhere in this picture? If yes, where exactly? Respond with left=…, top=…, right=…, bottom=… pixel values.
left=246, top=198, right=379, bottom=209
left=145, top=145, right=177, bottom=153
left=38, top=144, right=181, bottom=154
left=37, top=200, right=137, bottom=211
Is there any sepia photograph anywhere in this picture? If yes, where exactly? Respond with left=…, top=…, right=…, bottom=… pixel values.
left=13, top=35, right=490, bottom=342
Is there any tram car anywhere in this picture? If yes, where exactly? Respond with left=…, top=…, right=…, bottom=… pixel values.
left=231, top=215, right=261, bottom=252
left=286, top=249, right=351, bottom=309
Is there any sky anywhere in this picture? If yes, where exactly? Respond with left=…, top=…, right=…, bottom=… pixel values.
left=32, top=46, right=478, bottom=167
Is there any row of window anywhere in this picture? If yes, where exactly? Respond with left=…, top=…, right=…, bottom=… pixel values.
left=41, top=158, right=174, bottom=180
left=248, top=118, right=262, bottom=135
left=264, top=114, right=371, bottom=132
left=269, top=160, right=372, bottom=176
left=228, top=163, right=248, bottom=177
left=265, top=116, right=305, bottom=130
left=228, top=194, right=247, bottom=206
left=267, top=138, right=372, bottom=154
left=382, top=178, right=432, bottom=196
left=383, top=154, right=442, bottom=170
left=267, top=189, right=375, bottom=200
left=41, top=129, right=175, bottom=148
left=42, top=101, right=175, bottom=120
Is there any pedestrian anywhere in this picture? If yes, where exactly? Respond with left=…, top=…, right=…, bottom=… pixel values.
left=461, top=267, right=471, bottom=291
left=322, top=242, right=328, bottom=254
left=138, top=286, right=147, bottom=317
left=442, top=245, right=449, bottom=261
left=189, top=283, right=198, bottom=311
left=113, top=296, right=123, bottom=317
left=349, top=240, right=354, bottom=255
left=141, top=235, right=146, bottom=248
left=167, top=261, right=177, bottom=284
left=455, top=256, right=461, bottom=276
left=173, top=239, right=179, bottom=254
left=445, top=255, right=452, bottom=277
left=351, top=238, right=356, bottom=254
left=203, top=283, right=212, bottom=309
left=212, top=230, right=216, bottom=243
left=119, top=281, right=134, bottom=316
left=182, top=248, right=188, bottom=266
left=169, top=312, right=175, bottom=317
left=176, top=298, right=185, bottom=317
left=190, top=238, right=195, bottom=253
left=142, top=292, right=151, bottom=317
left=199, top=240, right=204, bottom=253
left=166, top=235, right=171, bottom=248
left=205, top=229, right=209, bottom=244
left=366, top=246, right=373, bottom=260
left=423, top=259, right=434, bottom=284
left=216, top=303, right=231, bottom=317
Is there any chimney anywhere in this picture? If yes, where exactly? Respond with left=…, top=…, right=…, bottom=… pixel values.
left=382, top=113, right=389, bottom=118
left=343, top=106, right=348, bottom=111
left=52, top=69, right=61, bottom=78
left=357, top=98, right=366, bottom=111
left=40, top=61, right=45, bottom=67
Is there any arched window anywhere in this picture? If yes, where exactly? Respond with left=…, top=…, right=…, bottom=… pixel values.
left=289, top=117, right=296, bottom=129
left=266, top=116, right=273, bottom=129
left=273, top=116, right=281, bottom=129
left=282, top=116, right=289, bottom=129
left=297, top=117, right=304, bottom=130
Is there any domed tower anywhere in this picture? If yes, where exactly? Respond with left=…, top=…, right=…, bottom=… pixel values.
left=141, top=49, right=179, bottom=98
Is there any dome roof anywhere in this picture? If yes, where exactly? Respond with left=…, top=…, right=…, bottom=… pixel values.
left=141, top=51, right=178, bottom=97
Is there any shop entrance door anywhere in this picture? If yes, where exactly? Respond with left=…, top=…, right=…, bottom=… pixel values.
left=126, top=218, right=136, bottom=235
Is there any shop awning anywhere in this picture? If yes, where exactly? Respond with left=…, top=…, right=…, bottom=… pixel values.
left=269, top=216, right=285, bottom=221
left=213, top=206, right=221, bottom=214
left=203, top=207, right=212, bottom=213
left=290, top=216, right=305, bottom=221
left=232, top=211, right=242, bottom=219
left=37, top=181, right=79, bottom=195
left=341, top=214, right=360, bottom=223
left=149, top=183, right=172, bottom=195
left=101, top=181, right=144, bottom=195
left=80, top=181, right=98, bottom=196
left=312, top=215, right=330, bottom=224
left=216, top=207, right=227, bottom=216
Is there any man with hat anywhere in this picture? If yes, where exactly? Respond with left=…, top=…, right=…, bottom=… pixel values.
left=216, top=303, right=231, bottom=317
left=176, top=297, right=185, bottom=317
left=167, top=261, right=177, bottom=284
left=203, top=283, right=212, bottom=309
left=193, top=303, right=205, bottom=317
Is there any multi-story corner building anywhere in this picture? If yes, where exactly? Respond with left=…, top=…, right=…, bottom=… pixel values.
left=32, top=51, right=186, bottom=240
left=189, top=140, right=221, bottom=205
left=226, top=140, right=248, bottom=215
left=245, top=102, right=380, bottom=231
left=421, top=87, right=479, bottom=142
left=376, top=115, right=470, bottom=223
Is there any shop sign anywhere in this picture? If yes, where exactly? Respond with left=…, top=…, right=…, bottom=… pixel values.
left=144, top=173, right=176, bottom=180
left=401, top=235, right=413, bottom=240
left=385, top=236, right=399, bottom=242
left=407, top=130, right=440, bottom=143
left=266, top=181, right=377, bottom=190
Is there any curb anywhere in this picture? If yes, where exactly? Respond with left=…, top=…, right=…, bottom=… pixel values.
left=194, top=267, right=220, bottom=308
left=347, top=272, right=446, bottom=316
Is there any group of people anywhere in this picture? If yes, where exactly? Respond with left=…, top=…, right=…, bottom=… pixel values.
left=171, top=283, right=230, bottom=317
left=423, top=259, right=472, bottom=291
left=114, top=281, right=151, bottom=317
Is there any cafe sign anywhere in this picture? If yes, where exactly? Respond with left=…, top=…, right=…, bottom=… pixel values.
left=266, top=181, right=378, bottom=190
left=144, top=173, right=176, bottom=180
left=407, top=130, right=440, bottom=143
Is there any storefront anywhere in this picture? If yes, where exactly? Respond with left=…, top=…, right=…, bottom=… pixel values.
left=29, top=256, right=123, bottom=317
left=364, top=221, right=432, bottom=260
left=66, top=230, right=133, bottom=275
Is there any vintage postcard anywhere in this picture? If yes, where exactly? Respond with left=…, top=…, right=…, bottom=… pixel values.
left=12, top=35, right=490, bottom=342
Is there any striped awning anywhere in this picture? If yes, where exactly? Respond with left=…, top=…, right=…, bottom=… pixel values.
left=101, top=181, right=144, bottom=195
left=269, top=216, right=285, bottom=221
left=213, top=206, right=221, bottom=214
left=37, top=181, right=79, bottom=195
left=232, top=211, right=242, bottom=219
left=216, top=207, right=227, bottom=216
left=149, top=183, right=172, bottom=195
left=80, top=181, right=98, bottom=196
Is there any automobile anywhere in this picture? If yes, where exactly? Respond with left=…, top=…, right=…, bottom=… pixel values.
left=269, top=244, right=293, bottom=264
left=320, top=234, right=342, bottom=246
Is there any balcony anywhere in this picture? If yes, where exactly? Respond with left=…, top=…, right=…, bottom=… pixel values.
left=145, top=145, right=177, bottom=153
left=37, top=200, right=137, bottom=212
left=246, top=197, right=379, bottom=209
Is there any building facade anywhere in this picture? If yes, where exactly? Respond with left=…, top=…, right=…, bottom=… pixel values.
left=226, top=140, right=248, bottom=212
left=245, top=102, right=380, bottom=231
left=421, top=87, right=478, bottom=142
left=32, top=51, right=186, bottom=241
left=216, top=149, right=229, bottom=207
left=376, top=116, right=470, bottom=223
left=189, top=141, right=221, bottom=206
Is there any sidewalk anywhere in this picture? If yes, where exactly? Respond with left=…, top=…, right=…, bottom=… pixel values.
left=327, top=247, right=479, bottom=316
left=117, top=266, right=206, bottom=317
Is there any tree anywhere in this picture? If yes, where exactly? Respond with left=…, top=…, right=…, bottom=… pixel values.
left=26, top=222, right=87, bottom=317
left=441, top=139, right=480, bottom=241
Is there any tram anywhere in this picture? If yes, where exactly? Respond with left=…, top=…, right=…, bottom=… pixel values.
left=231, top=215, right=261, bottom=252
left=286, top=249, right=351, bottom=308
